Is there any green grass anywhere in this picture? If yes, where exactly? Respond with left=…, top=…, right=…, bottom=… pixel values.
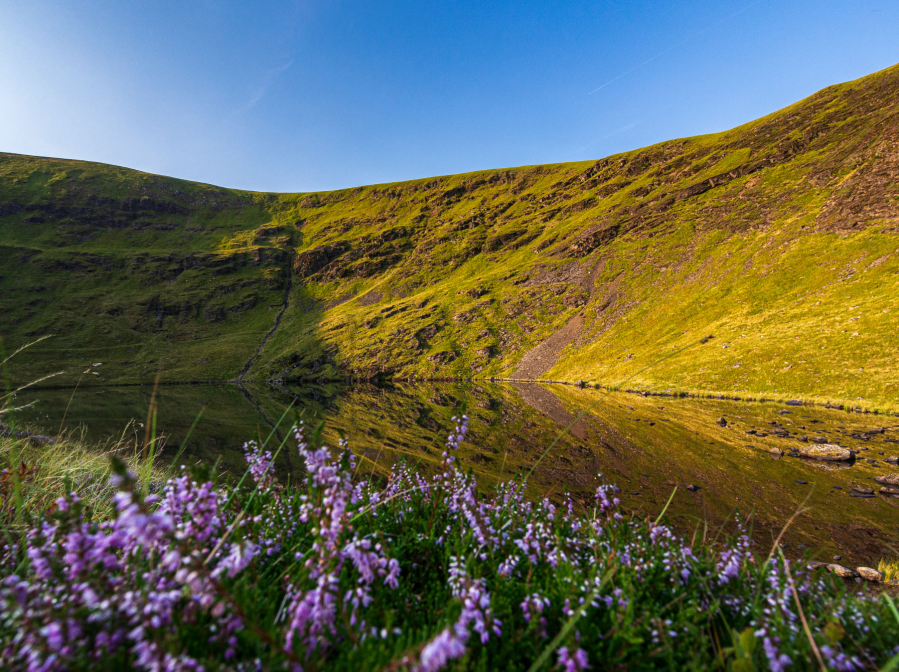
left=0, top=429, right=166, bottom=514
left=880, top=558, right=899, bottom=584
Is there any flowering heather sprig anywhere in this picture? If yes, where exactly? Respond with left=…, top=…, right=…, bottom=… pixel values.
left=440, top=414, right=469, bottom=472
left=243, top=440, right=276, bottom=490
left=594, top=480, right=620, bottom=516
left=556, top=643, right=590, bottom=672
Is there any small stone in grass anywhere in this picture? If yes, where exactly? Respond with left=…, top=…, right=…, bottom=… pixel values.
left=795, top=480, right=808, bottom=485
left=852, top=487, right=874, bottom=494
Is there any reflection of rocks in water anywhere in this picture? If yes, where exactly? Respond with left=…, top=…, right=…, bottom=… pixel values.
left=428, top=393, right=457, bottom=407
left=804, top=460, right=852, bottom=471
left=475, top=396, right=499, bottom=411
left=511, top=383, right=589, bottom=440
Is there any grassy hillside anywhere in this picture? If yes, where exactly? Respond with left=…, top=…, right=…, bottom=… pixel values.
left=2, top=63, right=898, bottom=408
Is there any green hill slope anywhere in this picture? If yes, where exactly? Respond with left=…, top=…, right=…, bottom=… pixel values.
left=2, top=63, right=899, bottom=408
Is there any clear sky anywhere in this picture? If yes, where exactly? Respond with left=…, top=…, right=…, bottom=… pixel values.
left=1, top=1, right=897, bottom=193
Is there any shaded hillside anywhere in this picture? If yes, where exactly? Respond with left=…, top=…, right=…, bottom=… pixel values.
left=1, top=63, right=898, bottom=407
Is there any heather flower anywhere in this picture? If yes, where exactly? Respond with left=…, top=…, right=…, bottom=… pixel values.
left=243, top=440, right=276, bottom=490
left=413, top=628, right=467, bottom=672
left=557, top=644, right=590, bottom=672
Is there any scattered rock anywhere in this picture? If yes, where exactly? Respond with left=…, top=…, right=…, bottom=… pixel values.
left=826, top=564, right=859, bottom=578
left=850, top=493, right=875, bottom=498
left=852, top=487, right=874, bottom=495
left=699, top=335, right=715, bottom=344
left=874, top=474, right=899, bottom=486
left=779, top=409, right=792, bottom=415
left=686, top=484, right=701, bottom=492
left=797, top=435, right=808, bottom=442
left=813, top=436, right=828, bottom=443
left=716, top=417, right=727, bottom=427
left=427, top=351, right=457, bottom=365
left=857, top=567, right=884, bottom=582
left=885, top=456, right=899, bottom=463
left=795, top=480, right=808, bottom=485
left=769, top=447, right=783, bottom=456
left=798, top=444, right=852, bottom=461
left=880, top=486, right=899, bottom=495
left=833, top=555, right=842, bottom=561
left=746, top=429, right=757, bottom=435
left=785, top=400, right=803, bottom=406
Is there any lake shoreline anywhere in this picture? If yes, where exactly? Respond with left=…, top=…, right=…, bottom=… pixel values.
left=15, top=375, right=899, bottom=417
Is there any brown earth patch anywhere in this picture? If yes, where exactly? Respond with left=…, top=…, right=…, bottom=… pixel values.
left=512, top=313, right=585, bottom=379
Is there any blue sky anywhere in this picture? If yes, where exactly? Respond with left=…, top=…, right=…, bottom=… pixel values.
left=1, top=1, right=897, bottom=193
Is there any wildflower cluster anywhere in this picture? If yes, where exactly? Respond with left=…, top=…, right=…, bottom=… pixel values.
left=1, top=419, right=897, bottom=670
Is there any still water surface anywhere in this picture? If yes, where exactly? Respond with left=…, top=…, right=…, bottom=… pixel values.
left=12, top=381, right=899, bottom=565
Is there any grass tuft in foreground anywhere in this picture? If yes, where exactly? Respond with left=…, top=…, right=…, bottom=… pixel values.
left=0, top=426, right=166, bottom=518
left=1, top=418, right=898, bottom=671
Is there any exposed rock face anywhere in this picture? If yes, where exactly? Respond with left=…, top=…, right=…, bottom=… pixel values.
left=798, top=444, right=852, bottom=461
left=293, top=243, right=348, bottom=277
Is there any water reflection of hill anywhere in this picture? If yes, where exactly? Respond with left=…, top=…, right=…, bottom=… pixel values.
left=12, top=381, right=899, bottom=566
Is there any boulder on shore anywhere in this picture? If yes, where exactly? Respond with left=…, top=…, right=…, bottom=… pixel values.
left=857, top=567, right=884, bottom=582
left=798, top=444, right=852, bottom=461
left=826, top=564, right=859, bottom=578
left=874, top=473, right=899, bottom=486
